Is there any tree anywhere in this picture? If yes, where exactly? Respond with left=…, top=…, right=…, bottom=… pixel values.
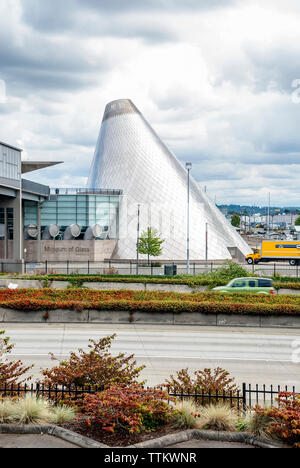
left=231, top=214, right=241, bottom=228
left=0, top=330, right=33, bottom=386
left=138, top=227, right=164, bottom=265
left=295, top=216, right=300, bottom=226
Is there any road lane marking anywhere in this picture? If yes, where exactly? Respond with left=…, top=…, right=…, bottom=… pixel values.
left=10, top=353, right=296, bottom=363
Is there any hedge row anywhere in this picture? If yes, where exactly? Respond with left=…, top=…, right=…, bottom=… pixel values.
left=1, top=288, right=300, bottom=304
left=275, top=282, right=300, bottom=290
left=0, top=289, right=300, bottom=316
left=22, top=274, right=225, bottom=288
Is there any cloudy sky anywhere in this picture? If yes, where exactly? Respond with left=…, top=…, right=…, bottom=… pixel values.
left=0, top=0, right=300, bottom=206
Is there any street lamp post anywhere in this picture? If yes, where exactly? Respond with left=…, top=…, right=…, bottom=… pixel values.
left=136, top=204, right=140, bottom=276
left=186, top=163, right=192, bottom=274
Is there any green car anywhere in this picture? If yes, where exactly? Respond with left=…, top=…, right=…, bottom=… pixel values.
left=213, top=277, right=276, bottom=295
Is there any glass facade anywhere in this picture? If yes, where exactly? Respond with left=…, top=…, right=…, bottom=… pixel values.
left=0, top=208, right=13, bottom=239
left=24, top=192, right=121, bottom=239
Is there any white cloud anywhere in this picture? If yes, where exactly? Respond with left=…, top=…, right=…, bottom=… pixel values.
left=0, top=0, right=299, bottom=206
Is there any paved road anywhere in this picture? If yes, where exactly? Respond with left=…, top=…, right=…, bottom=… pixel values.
left=2, top=323, right=300, bottom=388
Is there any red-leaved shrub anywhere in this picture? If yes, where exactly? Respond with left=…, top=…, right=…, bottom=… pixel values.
left=0, top=330, right=33, bottom=386
left=77, top=384, right=174, bottom=434
left=254, top=392, right=300, bottom=448
left=41, top=334, right=145, bottom=388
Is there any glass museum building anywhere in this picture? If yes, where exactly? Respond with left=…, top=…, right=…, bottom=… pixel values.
left=0, top=100, right=251, bottom=271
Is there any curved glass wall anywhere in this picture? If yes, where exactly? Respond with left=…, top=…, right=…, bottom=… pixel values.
left=24, top=192, right=120, bottom=239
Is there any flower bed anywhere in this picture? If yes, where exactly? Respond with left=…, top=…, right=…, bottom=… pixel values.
left=0, top=288, right=300, bottom=316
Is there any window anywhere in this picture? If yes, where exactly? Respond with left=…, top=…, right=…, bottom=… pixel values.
left=258, top=279, right=272, bottom=287
left=232, top=281, right=246, bottom=288
left=249, top=281, right=256, bottom=288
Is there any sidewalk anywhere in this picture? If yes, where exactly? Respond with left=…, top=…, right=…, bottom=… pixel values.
left=0, top=434, right=79, bottom=449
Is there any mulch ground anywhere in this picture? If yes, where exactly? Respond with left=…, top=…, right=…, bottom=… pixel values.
left=63, top=422, right=181, bottom=447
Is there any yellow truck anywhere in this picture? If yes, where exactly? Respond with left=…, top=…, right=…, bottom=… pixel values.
left=246, top=241, right=300, bottom=266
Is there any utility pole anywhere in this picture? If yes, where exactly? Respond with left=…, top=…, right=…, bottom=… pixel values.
left=267, top=193, right=270, bottom=236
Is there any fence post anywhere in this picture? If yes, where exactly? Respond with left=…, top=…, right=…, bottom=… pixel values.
left=45, top=260, right=48, bottom=275
left=242, top=383, right=247, bottom=412
left=274, top=263, right=276, bottom=277
left=36, top=382, right=40, bottom=400
left=67, top=260, right=69, bottom=275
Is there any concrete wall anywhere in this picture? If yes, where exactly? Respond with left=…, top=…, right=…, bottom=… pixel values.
left=22, top=239, right=117, bottom=262
left=1, top=307, right=300, bottom=328
left=0, top=241, right=14, bottom=260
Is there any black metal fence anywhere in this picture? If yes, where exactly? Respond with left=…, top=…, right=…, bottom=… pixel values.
left=0, top=382, right=298, bottom=412
left=1, top=259, right=299, bottom=278
left=0, top=383, right=104, bottom=402
left=167, top=383, right=299, bottom=412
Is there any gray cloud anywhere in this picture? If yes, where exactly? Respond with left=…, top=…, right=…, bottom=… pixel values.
left=0, top=0, right=300, bottom=206
left=22, top=0, right=238, bottom=42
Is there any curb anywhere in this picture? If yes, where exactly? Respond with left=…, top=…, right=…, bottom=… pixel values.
left=129, top=429, right=285, bottom=449
left=0, top=425, right=286, bottom=449
left=0, top=424, right=109, bottom=448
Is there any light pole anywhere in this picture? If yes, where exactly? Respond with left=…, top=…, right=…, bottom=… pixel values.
left=136, top=204, right=140, bottom=276
left=186, top=162, right=192, bottom=274
left=205, top=222, right=208, bottom=264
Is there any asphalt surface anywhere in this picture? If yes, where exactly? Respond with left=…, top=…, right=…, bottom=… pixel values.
left=2, top=323, right=300, bottom=389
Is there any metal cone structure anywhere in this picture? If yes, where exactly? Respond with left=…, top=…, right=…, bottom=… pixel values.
left=88, top=99, right=251, bottom=260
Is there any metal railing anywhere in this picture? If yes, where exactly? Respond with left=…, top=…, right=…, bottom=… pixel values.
left=168, top=383, right=299, bottom=412
left=0, top=382, right=298, bottom=412
left=1, top=259, right=300, bottom=277
left=23, top=260, right=300, bottom=278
